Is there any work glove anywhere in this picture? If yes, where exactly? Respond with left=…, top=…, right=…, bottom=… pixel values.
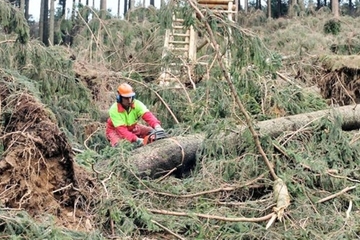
left=154, top=125, right=164, bottom=132
left=135, top=138, right=144, bottom=147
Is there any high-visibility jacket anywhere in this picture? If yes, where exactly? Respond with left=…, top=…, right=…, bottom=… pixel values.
left=106, top=99, right=160, bottom=142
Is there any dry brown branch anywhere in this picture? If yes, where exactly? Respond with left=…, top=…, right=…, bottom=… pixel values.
left=0, top=207, right=23, bottom=211
left=349, top=131, right=360, bottom=145
left=151, top=220, right=186, bottom=240
left=92, top=163, right=102, bottom=180
left=88, top=7, right=123, bottom=62
left=152, top=173, right=266, bottom=198
left=52, top=183, right=73, bottom=193
left=101, top=172, right=114, bottom=198
left=165, top=70, right=194, bottom=106
left=128, top=167, right=153, bottom=191
left=148, top=208, right=275, bottom=222
left=72, top=147, right=84, bottom=153
left=75, top=10, right=105, bottom=63
left=317, top=186, right=356, bottom=203
left=327, top=172, right=360, bottom=183
left=346, top=200, right=352, bottom=219
left=155, top=167, right=178, bottom=182
left=0, top=39, right=16, bottom=44
left=335, top=73, right=356, bottom=105
left=279, top=116, right=322, bottom=146
left=179, top=58, right=196, bottom=90
left=219, top=202, right=275, bottom=213
left=84, top=126, right=100, bottom=151
left=276, top=71, right=302, bottom=89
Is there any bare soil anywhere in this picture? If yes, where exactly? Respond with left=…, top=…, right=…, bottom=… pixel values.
left=0, top=82, right=100, bottom=231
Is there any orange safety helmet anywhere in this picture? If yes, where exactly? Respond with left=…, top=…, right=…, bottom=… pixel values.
left=117, top=83, right=135, bottom=97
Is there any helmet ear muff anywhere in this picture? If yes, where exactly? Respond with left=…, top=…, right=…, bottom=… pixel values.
left=116, top=93, right=121, bottom=103
left=116, top=93, right=135, bottom=103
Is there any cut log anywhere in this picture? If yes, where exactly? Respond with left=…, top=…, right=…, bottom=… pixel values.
left=130, top=135, right=203, bottom=178
left=128, top=105, right=360, bottom=178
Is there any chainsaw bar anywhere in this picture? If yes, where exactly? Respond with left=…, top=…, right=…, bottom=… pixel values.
left=143, top=130, right=168, bottom=145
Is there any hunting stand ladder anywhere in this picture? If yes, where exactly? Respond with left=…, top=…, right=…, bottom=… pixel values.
left=159, top=0, right=238, bottom=87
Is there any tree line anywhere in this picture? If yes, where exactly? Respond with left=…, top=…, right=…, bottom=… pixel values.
left=6, top=0, right=358, bottom=46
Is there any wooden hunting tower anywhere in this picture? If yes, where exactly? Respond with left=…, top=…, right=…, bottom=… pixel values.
left=159, top=0, right=238, bottom=87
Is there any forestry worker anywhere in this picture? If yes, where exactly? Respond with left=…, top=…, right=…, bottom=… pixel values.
left=106, top=83, right=164, bottom=147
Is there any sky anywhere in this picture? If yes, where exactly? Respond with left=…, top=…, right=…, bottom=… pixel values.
left=28, top=0, right=162, bottom=21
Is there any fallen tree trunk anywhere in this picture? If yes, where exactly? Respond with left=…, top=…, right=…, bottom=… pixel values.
left=130, top=105, right=360, bottom=178
left=130, top=135, right=203, bottom=178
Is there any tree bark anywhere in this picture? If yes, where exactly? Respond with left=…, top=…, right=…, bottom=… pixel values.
left=117, top=0, right=121, bottom=17
left=42, top=0, right=49, bottom=45
left=128, top=105, right=360, bottom=178
left=331, top=0, right=339, bottom=18
left=60, top=0, right=66, bottom=17
left=129, top=0, right=135, bottom=10
left=100, top=0, right=107, bottom=19
left=124, top=0, right=128, bottom=15
left=130, top=135, right=203, bottom=178
left=20, top=0, right=25, bottom=15
left=49, top=0, right=55, bottom=45
left=39, top=0, right=45, bottom=42
left=72, top=0, right=76, bottom=22
left=24, top=0, right=29, bottom=20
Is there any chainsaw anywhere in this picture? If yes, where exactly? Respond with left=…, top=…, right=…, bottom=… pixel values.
left=143, top=129, right=168, bottom=146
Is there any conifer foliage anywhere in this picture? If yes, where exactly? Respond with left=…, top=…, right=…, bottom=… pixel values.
left=1, top=1, right=360, bottom=239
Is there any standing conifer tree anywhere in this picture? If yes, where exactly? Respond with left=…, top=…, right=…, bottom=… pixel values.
left=100, top=0, right=107, bottom=18
left=49, top=0, right=55, bottom=45
left=124, top=0, right=128, bottom=15
left=332, top=0, right=339, bottom=17
left=39, top=0, right=44, bottom=42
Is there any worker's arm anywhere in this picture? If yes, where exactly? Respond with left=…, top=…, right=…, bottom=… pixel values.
left=142, top=112, right=161, bottom=129
left=115, top=125, right=138, bottom=142
left=134, top=100, right=161, bottom=128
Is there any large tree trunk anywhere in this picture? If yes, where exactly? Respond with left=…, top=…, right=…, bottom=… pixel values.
left=39, top=0, right=44, bottom=41
left=117, top=0, right=121, bottom=17
left=42, top=0, right=49, bottom=45
left=20, top=0, right=25, bottom=15
left=129, top=0, right=135, bottom=10
left=124, top=0, right=128, bottom=15
left=100, top=0, right=107, bottom=18
left=24, top=0, right=29, bottom=20
left=128, top=105, right=360, bottom=178
left=49, top=0, right=55, bottom=45
left=331, top=0, right=339, bottom=18
left=60, top=0, right=66, bottom=17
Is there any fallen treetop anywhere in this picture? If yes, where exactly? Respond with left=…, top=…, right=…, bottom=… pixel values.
left=320, top=55, right=360, bottom=71
left=129, top=104, right=360, bottom=178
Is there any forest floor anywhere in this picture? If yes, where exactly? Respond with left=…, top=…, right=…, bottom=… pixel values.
left=1, top=10, right=360, bottom=239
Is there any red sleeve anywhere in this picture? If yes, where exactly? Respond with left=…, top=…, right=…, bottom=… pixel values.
left=115, top=126, right=138, bottom=142
left=142, top=112, right=161, bottom=128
